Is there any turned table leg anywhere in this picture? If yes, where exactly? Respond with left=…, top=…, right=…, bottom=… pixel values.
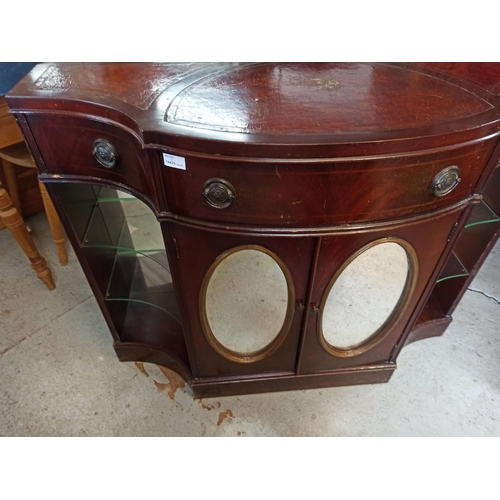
left=0, top=180, right=55, bottom=290
left=39, top=182, right=68, bottom=266
left=1, top=158, right=22, bottom=216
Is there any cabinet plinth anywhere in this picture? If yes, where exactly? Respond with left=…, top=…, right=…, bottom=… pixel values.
left=8, top=63, right=500, bottom=398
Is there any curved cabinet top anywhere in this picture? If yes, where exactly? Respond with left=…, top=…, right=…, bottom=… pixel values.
left=7, top=62, right=500, bottom=159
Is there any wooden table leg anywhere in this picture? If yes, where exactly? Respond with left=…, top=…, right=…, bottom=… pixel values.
left=0, top=180, right=55, bottom=290
left=1, top=158, right=22, bottom=216
left=39, top=182, right=68, bottom=266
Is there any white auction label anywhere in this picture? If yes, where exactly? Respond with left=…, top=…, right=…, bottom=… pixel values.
left=163, top=152, right=186, bottom=170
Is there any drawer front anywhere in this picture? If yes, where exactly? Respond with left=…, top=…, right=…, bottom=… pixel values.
left=160, top=139, right=497, bottom=226
left=26, top=115, right=158, bottom=207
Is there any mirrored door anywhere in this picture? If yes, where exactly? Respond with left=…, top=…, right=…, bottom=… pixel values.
left=298, top=210, right=463, bottom=374
left=170, top=224, right=315, bottom=378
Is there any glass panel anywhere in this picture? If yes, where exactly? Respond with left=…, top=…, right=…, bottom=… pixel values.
left=81, top=187, right=178, bottom=319
left=83, top=191, right=164, bottom=256
left=436, top=251, right=469, bottom=283
left=106, top=251, right=180, bottom=321
left=205, top=249, right=289, bottom=354
left=51, top=183, right=188, bottom=366
left=465, top=200, right=500, bottom=228
left=322, top=242, right=409, bottom=350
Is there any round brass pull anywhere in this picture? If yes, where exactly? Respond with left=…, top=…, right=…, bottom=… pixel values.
left=92, top=139, right=118, bottom=169
left=430, top=166, right=461, bottom=197
left=203, top=178, right=235, bottom=209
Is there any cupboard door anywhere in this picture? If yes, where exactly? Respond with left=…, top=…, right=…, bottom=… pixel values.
left=298, top=210, right=463, bottom=373
left=169, top=224, right=315, bottom=378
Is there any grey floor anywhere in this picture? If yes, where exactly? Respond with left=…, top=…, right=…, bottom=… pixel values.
left=1, top=211, right=499, bottom=436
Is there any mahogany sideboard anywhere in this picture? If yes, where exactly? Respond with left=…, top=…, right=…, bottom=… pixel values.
left=7, top=63, right=500, bottom=398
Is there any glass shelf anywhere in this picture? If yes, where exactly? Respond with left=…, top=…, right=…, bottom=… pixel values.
left=433, top=251, right=470, bottom=316
left=105, top=251, right=180, bottom=323
left=81, top=187, right=180, bottom=323
left=84, top=211, right=168, bottom=268
left=436, top=201, right=499, bottom=285
left=83, top=187, right=163, bottom=251
left=464, top=200, right=500, bottom=229
left=436, top=252, right=469, bottom=283
left=50, top=183, right=190, bottom=369
left=432, top=199, right=500, bottom=317
left=454, top=200, right=500, bottom=273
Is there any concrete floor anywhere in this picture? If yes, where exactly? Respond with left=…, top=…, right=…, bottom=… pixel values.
left=1, top=211, right=499, bottom=436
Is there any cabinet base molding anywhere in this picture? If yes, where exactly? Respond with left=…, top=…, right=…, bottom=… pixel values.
left=116, top=319, right=451, bottom=398
left=190, top=364, right=395, bottom=399
left=404, top=318, right=453, bottom=347
left=114, top=341, right=396, bottom=398
left=113, top=342, right=192, bottom=385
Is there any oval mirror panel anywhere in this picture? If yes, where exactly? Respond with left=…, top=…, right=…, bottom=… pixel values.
left=321, top=241, right=410, bottom=352
left=204, top=248, right=291, bottom=357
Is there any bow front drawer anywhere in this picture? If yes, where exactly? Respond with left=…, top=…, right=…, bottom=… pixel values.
left=26, top=114, right=158, bottom=208
left=159, top=139, right=497, bottom=227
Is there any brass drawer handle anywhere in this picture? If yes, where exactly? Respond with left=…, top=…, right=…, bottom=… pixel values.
left=203, top=178, right=236, bottom=209
left=92, top=139, right=118, bottom=169
left=430, top=166, right=461, bottom=197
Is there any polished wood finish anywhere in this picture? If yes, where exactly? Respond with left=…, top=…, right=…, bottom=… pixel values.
left=0, top=180, right=55, bottom=289
left=25, top=114, right=159, bottom=209
left=7, top=63, right=500, bottom=398
left=171, top=226, right=315, bottom=378
left=298, top=209, right=463, bottom=373
left=158, top=141, right=496, bottom=227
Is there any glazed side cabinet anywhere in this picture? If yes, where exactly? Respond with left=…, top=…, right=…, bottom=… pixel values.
left=7, top=63, right=500, bottom=397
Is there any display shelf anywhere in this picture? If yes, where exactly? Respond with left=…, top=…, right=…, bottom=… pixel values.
left=410, top=201, right=497, bottom=340
left=435, top=200, right=500, bottom=284
left=106, top=251, right=178, bottom=320
left=406, top=293, right=450, bottom=346
left=56, top=183, right=188, bottom=358
left=83, top=187, right=164, bottom=254
left=433, top=251, right=469, bottom=316
left=414, top=293, right=445, bottom=327
left=82, top=188, right=174, bottom=313
left=483, top=164, right=500, bottom=215
left=95, top=189, right=189, bottom=369
left=436, top=252, right=469, bottom=283
left=432, top=253, right=470, bottom=316
left=111, top=253, right=189, bottom=371
left=464, top=200, right=500, bottom=229
left=83, top=211, right=169, bottom=272
left=454, top=201, right=500, bottom=273
left=118, top=297, right=189, bottom=370
left=428, top=198, right=500, bottom=318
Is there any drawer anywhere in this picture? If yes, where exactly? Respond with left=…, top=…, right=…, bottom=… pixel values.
left=159, top=138, right=498, bottom=226
left=26, top=114, right=158, bottom=207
